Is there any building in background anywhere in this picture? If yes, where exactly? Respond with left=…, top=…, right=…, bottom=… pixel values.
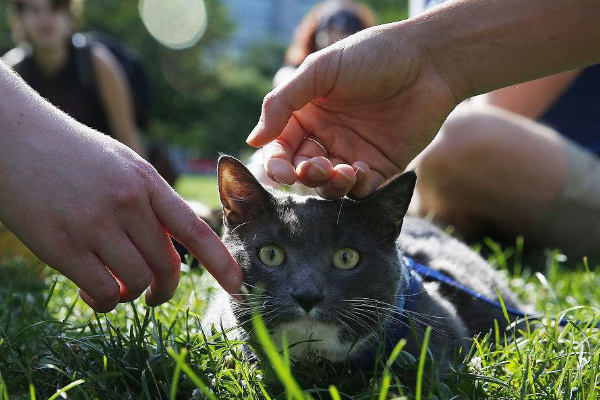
left=223, top=0, right=321, bottom=53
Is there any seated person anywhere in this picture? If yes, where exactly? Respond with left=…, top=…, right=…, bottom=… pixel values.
left=3, top=0, right=145, bottom=157
left=408, top=0, right=600, bottom=260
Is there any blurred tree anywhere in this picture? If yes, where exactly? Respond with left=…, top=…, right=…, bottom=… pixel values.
left=357, top=0, right=409, bottom=23
left=0, top=1, right=14, bottom=51
left=243, top=39, right=287, bottom=80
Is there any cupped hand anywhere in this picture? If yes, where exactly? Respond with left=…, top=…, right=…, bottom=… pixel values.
left=246, top=23, right=459, bottom=199
left=0, top=94, right=242, bottom=312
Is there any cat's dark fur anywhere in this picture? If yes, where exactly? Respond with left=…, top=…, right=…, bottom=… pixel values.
left=202, top=156, right=529, bottom=366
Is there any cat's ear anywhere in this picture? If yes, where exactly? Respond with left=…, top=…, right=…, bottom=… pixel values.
left=217, top=155, right=275, bottom=227
left=357, top=170, right=417, bottom=235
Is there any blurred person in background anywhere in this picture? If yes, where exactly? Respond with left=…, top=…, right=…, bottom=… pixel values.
left=272, top=0, right=375, bottom=87
left=248, top=0, right=375, bottom=191
left=3, top=0, right=146, bottom=157
left=407, top=0, right=600, bottom=258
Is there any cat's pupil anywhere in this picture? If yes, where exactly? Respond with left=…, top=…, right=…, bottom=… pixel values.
left=269, top=249, right=276, bottom=260
left=342, top=252, right=349, bottom=264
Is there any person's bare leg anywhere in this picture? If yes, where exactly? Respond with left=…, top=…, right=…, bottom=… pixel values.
left=410, top=104, right=568, bottom=239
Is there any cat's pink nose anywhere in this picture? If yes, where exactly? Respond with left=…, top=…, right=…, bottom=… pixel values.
left=292, top=293, right=324, bottom=313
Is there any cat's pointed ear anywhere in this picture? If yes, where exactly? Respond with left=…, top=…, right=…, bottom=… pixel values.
left=217, top=155, right=275, bottom=227
left=357, top=171, right=417, bottom=235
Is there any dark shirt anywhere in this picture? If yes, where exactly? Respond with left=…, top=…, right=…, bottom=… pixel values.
left=539, top=64, right=600, bottom=154
left=12, top=41, right=112, bottom=137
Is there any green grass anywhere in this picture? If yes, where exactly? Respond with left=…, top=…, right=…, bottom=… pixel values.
left=1, top=176, right=600, bottom=399
left=174, top=175, right=221, bottom=208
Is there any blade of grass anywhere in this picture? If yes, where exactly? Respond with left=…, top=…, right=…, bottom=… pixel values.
left=169, top=349, right=184, bottom=400
left=41, top=277, right=58, bottom=314
left=251, top=311, right=309, bottom=400
left=47, top=379, right=85, bottom=400
left=415, top=326, right=432, bottom=400
left=329, top=385, right=342, bottom=400
left=167, top=347, right=217, bottom=400
left=29, top=383, right=36, bottom=400
left=379, top=339, right=407, bottom=400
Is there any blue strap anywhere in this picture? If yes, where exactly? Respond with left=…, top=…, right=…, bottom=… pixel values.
left=405, top=258, right=528, bottom=318
left=352, top=263, right=423, bottom=369
left=405, top=257, right=600, bottom=329
left=353, top=256, right=599, bottom=370
left=385, top=266, right=423, bottom=342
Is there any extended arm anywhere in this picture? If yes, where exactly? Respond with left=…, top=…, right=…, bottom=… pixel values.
left=247, top=0, right=600, bottom=199
left=0, top=61, right=242, bottom=311
left=419, top=0, right=600, bottom=101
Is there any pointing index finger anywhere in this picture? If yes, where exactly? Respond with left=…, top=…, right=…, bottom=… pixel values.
left=151, top=181, right=243, bottom=298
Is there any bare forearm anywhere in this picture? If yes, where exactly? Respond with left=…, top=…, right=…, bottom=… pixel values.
left=0, top=61, right=47, bottom=139
left=0, top=61, right=77, bottom=156
left=407, top=0, right=600, bottom=101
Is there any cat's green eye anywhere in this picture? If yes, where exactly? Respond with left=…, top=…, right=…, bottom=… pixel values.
left=333, top=248, right=360, bottom=270
left=258, top=245, right=286, bottom=267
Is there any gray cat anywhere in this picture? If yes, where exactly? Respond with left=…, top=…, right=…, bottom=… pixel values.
left=202, top=155, right=528, bottom=368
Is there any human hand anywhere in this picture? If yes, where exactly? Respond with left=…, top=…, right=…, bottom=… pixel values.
left=246, top=22, right=459, bottom=199
left=0, top=86, right=242, bottom=311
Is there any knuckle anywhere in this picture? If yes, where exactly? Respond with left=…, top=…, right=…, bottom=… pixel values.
left=218, top=261, right=243, bottom=293
left=79, top=208, right=106, bottom=228
left=130, top=159, right=158, bottom=184
left=109, top=186, right=142, bottom=208
left=303, top=52, right=318, bottom=67
left=106, top=161, right=158, bottom=209
left=168, top=250, right=182, bottom=273
left=154, top=250, right=181, bottom=278
left=221, top=261, right=239, bottom=280
left=261, top=93, right=276, bottom=113
left=130, top=270, right=152, bottom=294
left=93, top=281, right=120, bottom=306
left=187, top=215, right=213, bottom=242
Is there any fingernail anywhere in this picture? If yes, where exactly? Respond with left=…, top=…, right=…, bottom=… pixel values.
left=271, top=174, right=287, bottom=185
left=267, top=158, right=295, bottom=185
left=333, top=170, right=352, bottom=188
left=308, top=163, right=328, bottom=181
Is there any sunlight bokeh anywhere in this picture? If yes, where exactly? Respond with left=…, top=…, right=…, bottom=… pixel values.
left=139, top=0, right=207, bottom=49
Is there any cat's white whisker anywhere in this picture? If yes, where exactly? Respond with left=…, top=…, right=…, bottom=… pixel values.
left=334, top=315, right=358, bottom=339
left=402, top=309, right=454, bottom=320
left=337, top=308, right=380, bottom=337
left=342, top=299, right=453, bottom=338
left=229, top=220, right=253, bottom=234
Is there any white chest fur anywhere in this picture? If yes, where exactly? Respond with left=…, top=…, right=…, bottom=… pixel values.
left=271, top=318, right=360, bottom=363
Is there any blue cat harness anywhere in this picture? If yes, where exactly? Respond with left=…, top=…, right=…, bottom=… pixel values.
left=356, top=257, right=600, bottom=369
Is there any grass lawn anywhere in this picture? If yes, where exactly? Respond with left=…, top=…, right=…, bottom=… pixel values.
left=174, top=175, right=221, bottom=209
left=1, top=175, right=600, bottom=399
